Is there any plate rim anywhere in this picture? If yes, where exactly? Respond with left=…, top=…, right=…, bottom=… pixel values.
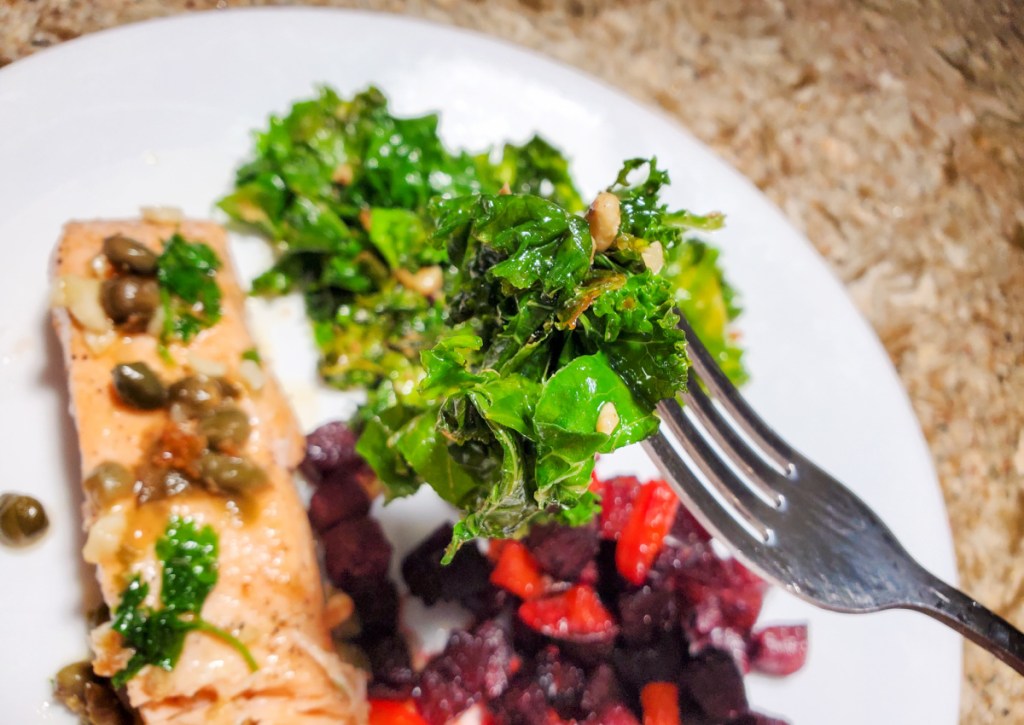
left=0, top=7, right=962, bottom=720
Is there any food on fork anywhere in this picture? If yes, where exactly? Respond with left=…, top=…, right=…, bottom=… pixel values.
left=50, top=219, right=366, bottom=724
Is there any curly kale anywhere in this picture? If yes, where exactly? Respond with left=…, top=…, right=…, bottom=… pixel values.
left=224, top=89, right=747, bottom=556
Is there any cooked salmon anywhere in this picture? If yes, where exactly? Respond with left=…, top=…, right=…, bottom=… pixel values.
left=51, top=219, right=367, bottom=725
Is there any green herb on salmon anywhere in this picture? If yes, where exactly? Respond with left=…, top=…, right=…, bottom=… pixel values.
left=156, top=235, right=223, bottom=346
left=111, top=517, right=256, bottom=687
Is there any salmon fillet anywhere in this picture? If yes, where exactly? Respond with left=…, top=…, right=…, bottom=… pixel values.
left=51, top=219, right=367, bottom=725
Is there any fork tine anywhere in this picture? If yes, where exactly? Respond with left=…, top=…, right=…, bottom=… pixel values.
left=682, top=384, right=785, bottom=507
left=677, top=313, right=796, bottom=472
left=642, top=432, right=764, bottom=547
left=657, top=400, right=775, bottom=543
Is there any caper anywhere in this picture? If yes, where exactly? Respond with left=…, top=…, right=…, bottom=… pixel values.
left=83, top=461, right=134, bottom=506
left=100, top=275, right=160, bottom=329
left=0, top=493, right=49, bottom=547
left=168, top=375, right=225, bottom=418
left=85, top=680, right=132, bottom=725
left=102, top=234, right=158, bottom=275
left=53, top=660, right=94, bottom=716
left=111, top=362, right=167, bottom=410
left=199, top=406, right=252, bottom=450
left=198, top=452, right=267, bottom=494
left=215, top=376, right=242, bottom=399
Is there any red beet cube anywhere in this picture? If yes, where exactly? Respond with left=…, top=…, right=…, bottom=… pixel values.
left=750, top=625, right=808, bottom=676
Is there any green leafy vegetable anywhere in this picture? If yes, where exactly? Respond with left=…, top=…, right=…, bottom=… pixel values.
left=606, top=157, right=746, bottom=384
left=225, top=88, right=748, bottom=557
left=156, top=235, right=223, bottom=346
left=111, top=517, right=257, bottom=687
left=219, top=86, right=585, bottom=403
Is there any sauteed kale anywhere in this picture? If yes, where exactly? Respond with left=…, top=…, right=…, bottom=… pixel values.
left=222, top=87, right=744, bottom=555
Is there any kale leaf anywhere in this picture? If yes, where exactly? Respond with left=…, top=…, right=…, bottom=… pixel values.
left=358, top=160, right=725, bottom=556
left=224, top=89, right=748, bottom=557
left=219, top=87, right=584, bottom=406
left=111, top=517, right=256, bottom=687
left=156, top=235, right=223, bottom=346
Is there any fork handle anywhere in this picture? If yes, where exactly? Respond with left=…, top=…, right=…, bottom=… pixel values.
left=911, top=573, right=1024, bottom=676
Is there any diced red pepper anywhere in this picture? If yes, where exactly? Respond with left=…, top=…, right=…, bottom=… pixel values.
left=370, top=699, right=429, bottom=725
left=491, top=541, right=546, bottom=600
left=616, top=481, right=680, bottom=585
left=750, top=624, right=809, bottom=676
left=598, top=476, right=641, bottom=540
left=640, top=683, right=681, bottom=725
left=518, top=584, right=617, bottom=640
left=487, top=539, right=509, bottom=564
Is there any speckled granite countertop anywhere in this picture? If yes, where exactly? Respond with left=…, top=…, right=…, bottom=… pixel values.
left=2, top=0, right=1023, bottom=721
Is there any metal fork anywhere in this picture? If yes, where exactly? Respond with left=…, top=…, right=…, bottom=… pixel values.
left=643, top=313, right=1024, bottom=675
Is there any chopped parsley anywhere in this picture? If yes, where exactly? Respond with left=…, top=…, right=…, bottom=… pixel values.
left=111, top=517, right=257, bottom=687
left=241, top=347, right=262, bottom=364
left=156, top=235, right=223, bottom=347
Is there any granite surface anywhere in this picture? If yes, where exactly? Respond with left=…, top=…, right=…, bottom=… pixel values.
left=2, top=0, right=1023, bottom=721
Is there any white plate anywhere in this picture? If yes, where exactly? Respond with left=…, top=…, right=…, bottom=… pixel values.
left=0, top=8, right=959, bottom=723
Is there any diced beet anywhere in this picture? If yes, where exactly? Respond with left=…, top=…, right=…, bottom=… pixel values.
left=579, top=664, right=622, bottom=715
left=611, top=636, right=685, bottom=691
left=363, top=633, right=414, bottom=688
left=511, top=614, right=546, bottom=658
left=464, top=585, right=513, bottom=622
left=309, top=476, right=371, bottom=532
left=350, top=578, right=400, bottom=635
left=416, top=667, right=473, bottom=725
left=525, top=521, right=600, bottom=581
left=667, top=506, right=711, bottom=545
left=416, top=622, right=514, bottom=724
left=726, top=714, right=784, bottom=725
left=650, top=535, right=718, bottom=591
left=617, top=586, right=678, bottom=646
left=492, top=679, right=549, bottom=725
left=690, top=627, right=750, bottom=674
left=594, top=541, right=628, bottom=607
left=680, top=560, right=765, bottom=636
left=578, top=560, right=599, bottom=587
left=680, top=648, right=749, bottom=721
left=403, top=524, right=493, bottom=606
left=750, top=625, right=808, bottom=676
left=303, top=421, right=361, bottom=480
left=453, top=621, right=516, bottom=699
left=533, top=646, right=587, bottom=719
left=594, top=704, right=641, bottom=725
left=729, top=713, right=789, bottom=725
left=598, top=476, right=640, bottom=540
left=322, top=517, right=392, bottom=591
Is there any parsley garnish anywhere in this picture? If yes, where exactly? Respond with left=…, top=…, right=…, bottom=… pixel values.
left=241, top=347, right=262, bottom=364
left=156, top=235, right=223, bottom=347
left=111, top=517, right=257, bottom=687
